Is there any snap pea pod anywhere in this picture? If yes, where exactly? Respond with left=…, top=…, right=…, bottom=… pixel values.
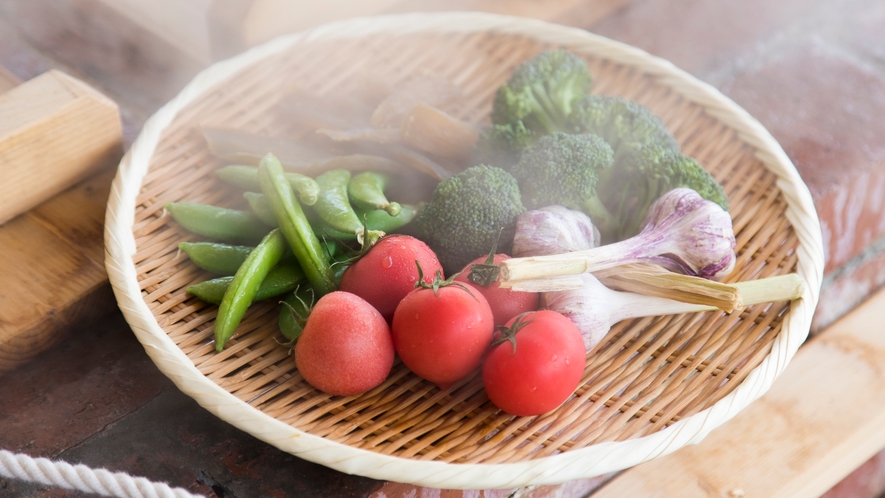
left=315, top=204, right=421, bottom=240
left=216, top=165, right=320, bottom=206
left=361, top=203, right=420, bottom=233
left=258, top=153, right=336, bottom=296
left=215, top=228, right=287, bottom=351
left=243, top=192, right=278, bottom=226
left=348, top=171, right=401, bottom=216
left=165, top=202, right=272, bottom=242
left=187, top=261, right=304, bottom=304
left=314, top=169, right=363, bottom=235
left=179, top=242, right=254, bottom=275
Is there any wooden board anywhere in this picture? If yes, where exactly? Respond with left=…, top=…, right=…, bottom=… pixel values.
left=0, top=64, right=20, bottom=92
left=0, top=70, right=122, bottom=374
left=591, top=286, right=885, bottom=498
left=0, top=70, right=122, bottom=224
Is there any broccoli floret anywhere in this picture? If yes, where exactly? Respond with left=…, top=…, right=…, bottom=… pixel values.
left=605, top=142, right=729, bottom=240
left=569, top=95, right=680, bottom=154
left=473, top=121, right=537, bottom=169
left=416, top=165, right=525, bottom=273
left=508, top=132, right=616, bottom=233
left=491, top=50, right=593, bottom=135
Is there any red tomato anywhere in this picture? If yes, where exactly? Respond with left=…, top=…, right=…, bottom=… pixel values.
left=392, top=282, right=494, bottom=390
left=454, top=254, right=539, bottom=326
left=340, top=235, right=443, bottom=323
left=482, top=310, right=586, bottom=416
left=295, top=292, right=394, bottom=396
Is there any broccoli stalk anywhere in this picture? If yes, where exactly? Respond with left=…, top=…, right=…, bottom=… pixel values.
left=415, top=165, right=525, bottom=273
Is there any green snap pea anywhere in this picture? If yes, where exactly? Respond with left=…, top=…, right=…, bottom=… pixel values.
left=243, top=192, right=278, bottom=226
left=165, top=202, right=272, bottom=242
left=258, top=153, right=336, bottom=296
left=348, top=171, right=401, bottom=216
left=187, top=261, right=305, bottom=305
left=360, top=203, right=420, bottom=233
left=315, top=204, right=421, bottom=240
left=215, top=228, right=287, bottom=351
left=314, top=169, right=363, bottom=235
left=178, top=242, right=254, bottom=275
left=216, top=165, right=320, bottom=206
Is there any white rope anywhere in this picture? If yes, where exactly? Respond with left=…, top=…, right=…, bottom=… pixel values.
left=0, top=450, right=204, bottom=498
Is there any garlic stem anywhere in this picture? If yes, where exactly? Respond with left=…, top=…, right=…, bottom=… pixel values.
left=625, top=273, right=806, bottom=317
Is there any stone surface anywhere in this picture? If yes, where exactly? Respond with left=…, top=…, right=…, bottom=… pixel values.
left=0, top=312, right=385, bottom=498
left=588, top=0, right=860, bottom=80
left=718, top=43, right=885, bottom=275
left=812, top=237, right=885, bottom=334
left=594, top=0, right=885, bottom=333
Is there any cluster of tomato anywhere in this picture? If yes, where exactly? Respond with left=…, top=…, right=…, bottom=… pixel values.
left=294, top=235, right=587, bottom=417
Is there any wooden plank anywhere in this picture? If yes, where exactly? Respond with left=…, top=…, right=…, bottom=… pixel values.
left=0, top=71, right=121, bottom=374
left=591, top=287, right=885, bottom=498
left=0, top=167, right=117, bottom=375
left=0, top=64, right=20, bottom=93
left=0, top=70, right=122, bottom=224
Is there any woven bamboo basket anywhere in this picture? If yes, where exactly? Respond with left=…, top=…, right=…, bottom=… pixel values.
left=104, top=12, right=824, bottom=489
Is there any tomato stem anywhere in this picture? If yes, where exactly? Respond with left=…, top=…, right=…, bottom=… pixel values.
left=414, top=260, right=476, bottom=298
left=491, top=312, right=533, bottom=354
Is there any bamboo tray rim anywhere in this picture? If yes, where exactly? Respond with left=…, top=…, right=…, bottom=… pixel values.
left=104, top=12, right=825, bottom=489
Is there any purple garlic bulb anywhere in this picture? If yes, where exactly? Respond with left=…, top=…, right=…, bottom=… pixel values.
left=638, top=188, right=736, bottom=280
left=512, top=205, right=601, bottom=257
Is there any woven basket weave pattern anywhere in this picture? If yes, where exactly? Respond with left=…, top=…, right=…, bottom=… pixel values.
left=107, top=14, right=822, bottom=488
left=132, top=32, right=792, bottom=465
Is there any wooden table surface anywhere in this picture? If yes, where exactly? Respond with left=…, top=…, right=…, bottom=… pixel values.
left=2, top=1, right=885, bottom=497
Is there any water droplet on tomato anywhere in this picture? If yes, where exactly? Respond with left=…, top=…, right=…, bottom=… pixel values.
left=381, top=256, right=393, bottom=269
left=551, top=354, right=558, bottom=362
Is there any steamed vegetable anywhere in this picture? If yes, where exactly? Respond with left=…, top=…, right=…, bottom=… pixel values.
left=294, top=291, right=394, bottom=396
left=214, top=228, right=287, bottom=351
left=258, top=153, right=337, bottom=295
left=499, top=188, right=736, bottom=285
left=454, top=252, right=539, bottom=326
left=506, top=132, right=615, bottom=231
left=165, top=202, right=271, bottom=242
left=391, top=264, right=494, bottom=390
left=216, top=165, right=320, bottom=206
left=568, top=95, right=679, bottom=156
left=491, top=49, right=592, bottom=135
left=511, top=205, right=600, bottom=258
left=339, top=235, right=442, bottom=323
left=187, top=262, right=304, bottom=305
left=605, top=143, right=729, bottom=240
left=510, top=206, right=741, bottom=309
left=415, top=164, right=526, bottom=273
left=347, top=171, right=401, bottom=216
left=482, top=310, right=586, bottom=416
